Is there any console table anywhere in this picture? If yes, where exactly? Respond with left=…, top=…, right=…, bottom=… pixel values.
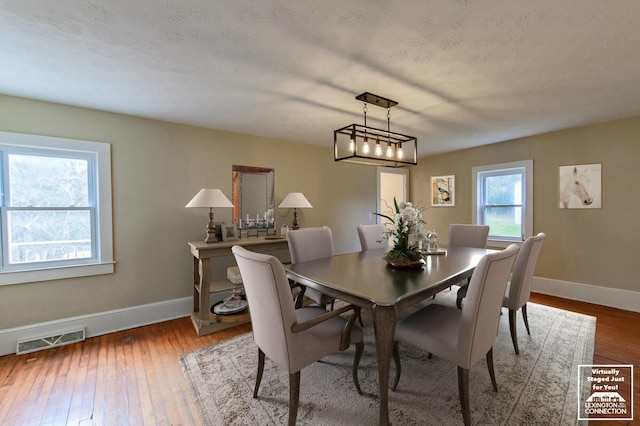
left=188, top=237, right=289, bottom=336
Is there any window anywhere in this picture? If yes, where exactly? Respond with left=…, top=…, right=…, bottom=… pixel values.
left=0, top=131, right=114, bottom=285
left=472, top=160, right=533, bottom=247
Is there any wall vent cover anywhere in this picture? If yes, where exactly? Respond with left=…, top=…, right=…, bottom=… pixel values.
left=16, top=329, right=85, bottom=355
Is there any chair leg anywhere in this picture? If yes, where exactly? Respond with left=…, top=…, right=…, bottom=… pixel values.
left=457, top=366, right=471, bottom=426
left=508, top=308, right=520, bottom=355
left=456, top=280, right=469, bottom=310
left=294, top=285, right=306, bottom=309
left=456, top=295, right=463, bottom=309
left=352, top=342, right=364, bottom=394
left=288, top=371, right=301, bottom=426
left=391, top=341, right=402, bottom=391
left=254, top=349, right=265, bottom=398
left=522, top=303, right=531, bottom=335
left=486, top=348, right=498, bottom=392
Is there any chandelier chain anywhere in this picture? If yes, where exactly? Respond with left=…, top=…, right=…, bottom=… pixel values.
left=363, top=102, right=368, bottom=127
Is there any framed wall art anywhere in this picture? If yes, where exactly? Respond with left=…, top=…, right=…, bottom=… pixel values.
left=431, top=175, right=455, bottom=206
left=558, top=163, right=602, bottom=209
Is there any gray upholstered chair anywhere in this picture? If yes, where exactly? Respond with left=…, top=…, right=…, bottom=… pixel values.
left=286, top=227, right=337, bottom=310
left=449, top=223, right=490, bottom=249
left=502, top=232, right=546, bottom=354
left=232, top=245, right=364, bottom=426
left=450, top=224, right=490, bottom=308
left=456, top=233, right=546, bottom=354
left=356, top=223, right=387, bottom=251
left=392, top=244, right=519, bottom=426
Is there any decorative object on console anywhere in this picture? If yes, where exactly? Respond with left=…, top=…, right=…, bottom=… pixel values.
left=212, top=288, right=248, bottom=315
left=334, top=92, right=417, bottom=167
left=221, top=223, right=239, bottom=241
left=185, top=188, right=233, bottom=243
left=278, top=192, right=312, bottom=230
left=226, top=266, right=242, bottom=285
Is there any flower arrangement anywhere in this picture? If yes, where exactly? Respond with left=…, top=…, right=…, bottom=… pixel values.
left=376, top=198, right=427, bottom=263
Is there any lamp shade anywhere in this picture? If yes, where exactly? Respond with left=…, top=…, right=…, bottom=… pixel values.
left=278, top=192, right=313, bottom=209
left=185, top=188, right=233, bottom=208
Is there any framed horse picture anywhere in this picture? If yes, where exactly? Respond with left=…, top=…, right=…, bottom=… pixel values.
left=431, top=175, right=455, bottom=206
left=558, top=163, right=602, bottom=209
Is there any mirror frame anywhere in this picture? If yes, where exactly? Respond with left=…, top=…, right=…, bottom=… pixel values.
left=232, top=165, right=275, bottom=233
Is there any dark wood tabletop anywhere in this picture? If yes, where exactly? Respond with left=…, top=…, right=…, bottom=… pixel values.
left=285, top=245, right=494, bottom=425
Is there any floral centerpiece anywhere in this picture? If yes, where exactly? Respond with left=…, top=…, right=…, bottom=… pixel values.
left=376, top=198, right=427, bottom=267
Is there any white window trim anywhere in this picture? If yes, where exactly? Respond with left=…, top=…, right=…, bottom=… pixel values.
left=0, top=131, right=114, bottom=286
left=472, top=159, right=533, bottom=248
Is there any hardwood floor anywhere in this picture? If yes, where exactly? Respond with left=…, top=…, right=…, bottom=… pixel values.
left=1, top=294, right=638, bottom=426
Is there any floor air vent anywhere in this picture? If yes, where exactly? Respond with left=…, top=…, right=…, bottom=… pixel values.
left=17, top=329, right=85, bottom=355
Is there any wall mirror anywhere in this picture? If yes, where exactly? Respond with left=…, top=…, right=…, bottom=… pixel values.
left=232, top=165, right=275, bottom=236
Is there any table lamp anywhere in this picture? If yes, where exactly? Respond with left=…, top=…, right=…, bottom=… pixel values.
left=278, top=192, right=312, bottom=230
left=185, top=188, right=233, bottom=243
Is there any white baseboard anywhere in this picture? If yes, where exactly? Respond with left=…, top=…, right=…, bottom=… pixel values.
left=2, top=279, right=637, bottom=356
left=0, top=297, right=193, bottom=356
left=533, top=277, right=640, bottom=313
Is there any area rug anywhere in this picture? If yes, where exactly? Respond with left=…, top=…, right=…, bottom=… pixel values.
left=179, top=290, right=595, bottom=425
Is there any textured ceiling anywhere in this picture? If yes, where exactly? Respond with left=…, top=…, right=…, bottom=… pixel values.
left=2, top=1, right=640, bottom=156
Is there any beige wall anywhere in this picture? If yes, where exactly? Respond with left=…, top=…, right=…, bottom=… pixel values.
left=0, top=94, right=377, bottom=329
left=2, top=93, right=638, bottom=331
left=411, top=117, right=640, bottom=292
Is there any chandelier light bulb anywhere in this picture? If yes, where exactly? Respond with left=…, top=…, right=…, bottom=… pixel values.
left=375, top=139, right=382, bottom=156
left=397, top=143, right=404, bottom=160
left=386, top=142, right=393, bottom=158
left=362, top=137, right=370, bottom=154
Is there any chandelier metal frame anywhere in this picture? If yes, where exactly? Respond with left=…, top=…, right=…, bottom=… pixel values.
left=334, top=92, right=417, bottom=167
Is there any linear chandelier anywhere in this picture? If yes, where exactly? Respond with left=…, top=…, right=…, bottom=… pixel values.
left=334, top=92, right=417, bottom=167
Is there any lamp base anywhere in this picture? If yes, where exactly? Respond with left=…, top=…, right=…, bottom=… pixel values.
left=204, top=231, right=218, bottom=243
left=292, top=209, right=300, bottom=230
left=204, top=210, right=218, bottom=243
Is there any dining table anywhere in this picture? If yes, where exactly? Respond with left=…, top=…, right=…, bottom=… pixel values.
left=285, top=245, right=493, bottom=426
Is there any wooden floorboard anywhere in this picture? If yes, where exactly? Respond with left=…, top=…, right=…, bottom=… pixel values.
left=0, top=295, right=638, bottom=426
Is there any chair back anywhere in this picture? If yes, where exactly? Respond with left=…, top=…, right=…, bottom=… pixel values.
left=458, top=244, right=519, bottom=367
left=232, top=245, right=297, bottom=371
left=287, top=227, right=334, bottom=263
left=505, top=233, right=546, bottom=310
left=448, top=224, right=490, bottom=248
left=357, top=224, right=387, bottom=251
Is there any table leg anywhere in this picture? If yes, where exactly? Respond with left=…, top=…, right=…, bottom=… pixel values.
left=373, top=304, right=397, bottom=426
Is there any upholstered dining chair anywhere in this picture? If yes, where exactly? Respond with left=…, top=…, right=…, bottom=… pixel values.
left=286, top=227, right=337, bottom=310
left=449, top=223, right=490, bottom=249
left=456, top=233, right=546, bottom=354
left=392, top=244, right=519, bottom=426
left=503, top=232, right=546, bottom=354
left=356, top=223, right=387, bottom=251
left=450, top=224, right=490, bottom=308
left=232, top=245, right=364, bottom=426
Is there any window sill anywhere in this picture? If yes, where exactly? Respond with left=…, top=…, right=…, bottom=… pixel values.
left=487, top=238, right=525, bottom=249
left=0, top=262, right=115, bottom=286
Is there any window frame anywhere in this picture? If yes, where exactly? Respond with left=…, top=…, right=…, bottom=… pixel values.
left=0, top=131, right=114, bottom=286
left=472, top=159, right=533, bottom=248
